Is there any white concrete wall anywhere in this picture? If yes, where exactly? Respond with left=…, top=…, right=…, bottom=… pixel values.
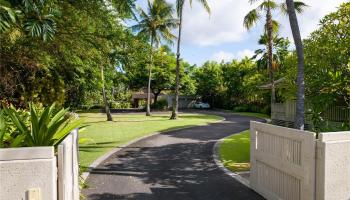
left=58, top=130, right=80, bottom=200
left=250, top=121, right=316, bottom=200
left=316, top=131, right=350, bottom=200
left=0, top=147, right=57, bottom=200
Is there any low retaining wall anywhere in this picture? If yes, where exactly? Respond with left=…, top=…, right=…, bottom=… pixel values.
left=0, top=147, right=57, bottom=200
left=0, top=130, right=79, bottom=200
left=250, top=121, right=350, bottom=200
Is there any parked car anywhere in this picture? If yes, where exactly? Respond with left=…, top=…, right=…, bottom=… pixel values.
left=194, top=102, right=210, bottom=109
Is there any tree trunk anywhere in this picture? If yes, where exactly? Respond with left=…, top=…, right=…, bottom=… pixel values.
left=286, top=0, right=305, bottom=130
left=266, top=4, right=276, bottom=105
left=146, top=37, right=154, bottom=116
left=153, top=90, right=161, bottom=105
left=101, top=65, right=113, bottom=121
left=170, top=8, right=183, bottom=120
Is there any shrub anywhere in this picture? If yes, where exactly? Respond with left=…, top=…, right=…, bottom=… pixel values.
left=110, top=101, right=131, bottom=109
left=151, top=99, right=168, bottom=110
left=0, top=103, right=82, bottom=148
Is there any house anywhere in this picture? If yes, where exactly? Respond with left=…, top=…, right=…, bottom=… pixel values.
left=131, top=90, right=195, bottom=109
left=162, top=94, right=195, bottom=109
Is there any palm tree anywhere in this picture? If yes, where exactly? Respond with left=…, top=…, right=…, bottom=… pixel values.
left=132, top=0, right=177, bottom=116
left=285, top=0, right=305, bottom=130
left=170, top=0, right=210, bottom=120
left=243, top=0, right=306, bottom=105
left=252, top=34, right=289, bottom=74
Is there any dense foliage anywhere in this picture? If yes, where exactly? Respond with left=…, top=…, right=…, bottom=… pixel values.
left=0, top=1, right=348, bottom=126
left=282, top=2, right=349, bottom=109
left=194, top=59, right=270, bottom=113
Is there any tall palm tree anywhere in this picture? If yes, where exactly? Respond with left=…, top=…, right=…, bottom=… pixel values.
left=132, top=0, right=177, bottom=116
left=243, top=0, right=306, bottom=105
left=285, top=0, right=305, bottom=130
left=170, top=0, right=210, bottom=120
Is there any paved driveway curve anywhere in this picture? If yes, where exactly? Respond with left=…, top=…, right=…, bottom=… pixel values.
left=83, top=111, right=265, bottom=200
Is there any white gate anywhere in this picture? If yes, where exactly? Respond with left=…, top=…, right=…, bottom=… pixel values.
left=250, top=121, right=316, bottom=200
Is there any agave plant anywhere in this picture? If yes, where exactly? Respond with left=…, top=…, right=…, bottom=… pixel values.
left=0, top=110, right=8, bottom=147
left=2, top=103, right=82, bottom=147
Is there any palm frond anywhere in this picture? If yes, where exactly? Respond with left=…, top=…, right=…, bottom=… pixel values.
left=196, top=0, right=211, bottom=14
left=243, top=9, right=260, bottom=30
left=280, top=1, right=308, bottom=15
left=259, top=1, right=278, bottom=11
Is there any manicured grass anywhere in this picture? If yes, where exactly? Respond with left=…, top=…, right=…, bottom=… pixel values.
left=233, top=112, right=270, bottom=119
left=78, top=112, right=223, bottom=170
left=219, top=130, right=250, bottom=172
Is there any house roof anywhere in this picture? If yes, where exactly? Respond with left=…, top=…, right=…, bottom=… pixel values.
left=132, top=93, right=155, bottom=99
left=258, top=77, right=286, bottom=89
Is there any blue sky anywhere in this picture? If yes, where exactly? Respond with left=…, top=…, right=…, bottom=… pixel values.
left=136, top=0, right=347, bottom=66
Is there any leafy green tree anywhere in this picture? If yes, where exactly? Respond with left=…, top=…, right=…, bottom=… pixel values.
left=170, top=0, right=210, bottom=119
left=0, top=0, right=138, bottom=114
left=194, top=61, right=224, bottom=107
left=151, top=46, right=176, bottom=103
left=303, top=2, right=350, bottom=109
left=132, top=0, right=177, bottom=116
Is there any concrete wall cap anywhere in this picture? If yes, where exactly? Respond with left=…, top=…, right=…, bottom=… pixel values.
left=319, top=131, right=350, bottom=142
left=0, top=146, right=54, bottom=161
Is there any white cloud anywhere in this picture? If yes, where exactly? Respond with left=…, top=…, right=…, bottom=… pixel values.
left=278, top=0, right=346, bottom=39
left=211, top=51, right=235, bottom=62
left=178, top=0, right=252, bottom=46
left=167, top=0, right=346, bottom=47
left=236, top=49, right=254, bottom=59
left=211, top=49, right=254, bottom=62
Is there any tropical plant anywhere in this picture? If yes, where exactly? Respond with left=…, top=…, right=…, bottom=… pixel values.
left=0, top=110, right=8, bottom=147
left=2, top=103, right=82, bottom=147
left=132, top=0, right=178, bottom=116
left=0, top=3, right=18, bottom=33
left=0, top=0, right=60, bottom=41
left=243, top=0, right=306, bottom=106
left=170, top=0, right=210, bottom=119
left=303, top=3, right=350, bottom=109
left=252, top=34, right=290, bottom=73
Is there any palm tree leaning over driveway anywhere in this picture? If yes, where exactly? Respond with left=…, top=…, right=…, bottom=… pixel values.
left=132, top=0, right=178, bottom=116
left=243, top=0, right=306, bottom=105
left=170, top=0, right=210, bottom=120
left=285, top=0, right=306, bottom=130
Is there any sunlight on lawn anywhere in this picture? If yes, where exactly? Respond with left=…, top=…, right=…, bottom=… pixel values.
left=219, top=130, right=250, bottom=172
left=78, top=112, right=222, bottom=170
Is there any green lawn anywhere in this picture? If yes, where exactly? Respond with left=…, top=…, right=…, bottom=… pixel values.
left=78, top=112, right=223, bottom=170
left=219, top=130, right=250, bottom=172
left=233, top=112, right=270, bottom=119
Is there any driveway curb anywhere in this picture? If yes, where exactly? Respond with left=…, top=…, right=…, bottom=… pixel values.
left=212, top=135, right=251, bottom=188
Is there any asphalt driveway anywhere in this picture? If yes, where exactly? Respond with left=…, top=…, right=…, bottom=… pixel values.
left=82, top=110, right=265, bottom=200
